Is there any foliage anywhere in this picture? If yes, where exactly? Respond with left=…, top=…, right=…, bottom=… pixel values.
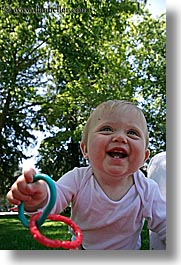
left=126, top=12, right=166, bottom=152
left=0, top=0, right=49, bottom=192
left=0, top=0, right=166, bottom=193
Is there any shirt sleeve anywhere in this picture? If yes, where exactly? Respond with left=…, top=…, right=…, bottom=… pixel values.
left=49, top=167, right=82, bottom=214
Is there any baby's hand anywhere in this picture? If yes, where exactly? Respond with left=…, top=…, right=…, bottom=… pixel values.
left=6, top=168, right=48, bottom=212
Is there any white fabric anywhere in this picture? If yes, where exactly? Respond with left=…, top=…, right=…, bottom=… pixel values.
left=148, top=151, right=166, bottom=199
left=147, top=151, right=166, bottom=250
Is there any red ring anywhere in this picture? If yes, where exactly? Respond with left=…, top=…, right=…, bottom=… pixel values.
left=29, top=212, right=83, bottom=249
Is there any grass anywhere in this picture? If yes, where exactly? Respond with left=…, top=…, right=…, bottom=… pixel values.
left=140, top=220, right=150, bottom=250
left=0, top=215, right=149, bottom=250
left=0, top=214, right=71, bottom=250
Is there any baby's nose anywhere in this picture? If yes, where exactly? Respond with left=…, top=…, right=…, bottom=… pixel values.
left=112, top=132, right=127, bottom=144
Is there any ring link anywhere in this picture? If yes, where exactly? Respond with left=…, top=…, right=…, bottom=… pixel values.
left=18, top=173, right=56, bottom=228
left=29, top=213, right=83, bottom=249
left=18, top=173, right=83, bottom=249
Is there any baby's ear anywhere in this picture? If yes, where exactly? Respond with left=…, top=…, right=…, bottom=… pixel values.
left=80, top=141, right=89, bottom=159
left=144, top=149, right=150, bottom=162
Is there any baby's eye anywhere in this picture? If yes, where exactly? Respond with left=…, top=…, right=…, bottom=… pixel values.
left=100, top=126, right=113, bottom=132
left=127, top=129, right=139, bottom=136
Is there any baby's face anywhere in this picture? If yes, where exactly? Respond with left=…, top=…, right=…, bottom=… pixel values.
left=81, top=107, right=150, bottom=179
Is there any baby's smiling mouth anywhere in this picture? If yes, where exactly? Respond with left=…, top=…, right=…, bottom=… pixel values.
left=107, top=151, right=128, bottom=159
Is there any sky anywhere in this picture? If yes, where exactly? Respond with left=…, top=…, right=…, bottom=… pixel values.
left=145, top=0, right=166, bottom=17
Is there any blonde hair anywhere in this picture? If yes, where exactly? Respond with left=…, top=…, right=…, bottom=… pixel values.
left=82, top=100, right=149, bottom=148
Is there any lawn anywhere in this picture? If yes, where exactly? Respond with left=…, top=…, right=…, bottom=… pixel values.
left=0, top=214, right=71, bottom=250
left=0, top=214, right=149, bottom=250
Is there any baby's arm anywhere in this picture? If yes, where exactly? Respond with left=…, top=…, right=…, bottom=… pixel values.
left=6, top=167, right=48, bottom=212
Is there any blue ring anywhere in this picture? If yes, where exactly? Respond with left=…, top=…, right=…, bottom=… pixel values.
left=18, top=173, right=56, bottom=228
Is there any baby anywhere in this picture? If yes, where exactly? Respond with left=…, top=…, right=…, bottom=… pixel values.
left=7, top=100, right=166, bottom=250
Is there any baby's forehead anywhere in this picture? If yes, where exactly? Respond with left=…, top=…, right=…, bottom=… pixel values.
left=91, top=106, right=147, bottom=132
left=93, top=105, right=141, bottom=120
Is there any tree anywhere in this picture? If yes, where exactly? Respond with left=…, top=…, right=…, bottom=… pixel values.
left=0, top=0, right=50, bottom=193
left=124, top=12, right=166, bottom=153
left=0, top=0, right=165, bottom=193
left=35, top=0, right=150, bottom=179
left=35, top=1, right=166, bottom=178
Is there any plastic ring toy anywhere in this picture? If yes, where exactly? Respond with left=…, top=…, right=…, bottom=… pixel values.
left=18, top=173, right=83, bottom=249
left=29, top=212, right=83, bottom=249
left=18, top=173, right=56, bottom=228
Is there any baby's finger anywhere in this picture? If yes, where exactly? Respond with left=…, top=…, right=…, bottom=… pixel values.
left=6, top=188, right=31, bottom=206
left=23, top=167, right=37, bottom=183
left=16, top=174, right=38, bottom=196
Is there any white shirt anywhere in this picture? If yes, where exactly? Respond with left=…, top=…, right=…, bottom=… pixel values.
left=147, top=151, right=166, bottom=250
left=148, top=151, right=166, bottom=200
left=46, top=166, right=166, bottom=250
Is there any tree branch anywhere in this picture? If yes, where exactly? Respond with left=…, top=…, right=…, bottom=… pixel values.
left=16, top=36, right=50, bottom=69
